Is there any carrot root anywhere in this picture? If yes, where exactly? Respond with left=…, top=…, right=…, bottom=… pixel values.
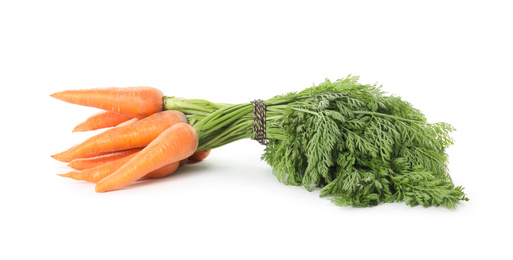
left=142, top=161, right=180, bottom=179
left=189, top=150, right=211, bottom=163
left=67, top=148, right=143, bottom=170
left=95, top=122, right=198, bottom=192
left=50, top=87, right=163, bottom=118
left=59, top=153, right=137, bottom=182
left=72, top=111, right=134, bottom=133
left=59, top=154, right=182, bottom=183
left=51, top=110, right=187, bottom=162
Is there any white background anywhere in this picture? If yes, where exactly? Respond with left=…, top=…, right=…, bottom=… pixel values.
left=1, top=1, right=512, bottom=259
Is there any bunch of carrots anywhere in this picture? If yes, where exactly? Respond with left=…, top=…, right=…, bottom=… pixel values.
left=51, top=87, right=210, bottom=192
left=51, top=77, right=467, bottom=208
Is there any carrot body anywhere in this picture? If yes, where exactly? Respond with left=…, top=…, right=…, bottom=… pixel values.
left=51, top=110, right=187, bottom=162
left=59, top=153, right=181, bottom=182
left=143, top=162, right=180, bottom=179
left=73, top=111, right=134, bottom=132
left=59, top=153, right=137, bottom=182
left=67, top=148, right=142, bottom=170
left=95, top=122, right=198, bottom=192
left=189, top=150, right=211, bottom=162
left=50, top=87, right=163, bottom=118
left=116, top=118, right=138, bottom=127
left=62, top=149, right=113, bottom=160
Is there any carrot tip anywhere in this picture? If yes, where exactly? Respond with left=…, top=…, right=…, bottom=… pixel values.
left=57, top=173, right=71, bottom=178
left=95, top=184, right=106, bottom=193
left=51, top=154, right=72, bottom=163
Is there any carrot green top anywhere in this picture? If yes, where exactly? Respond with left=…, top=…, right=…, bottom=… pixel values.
left=162, top=75, right=467, bottom=208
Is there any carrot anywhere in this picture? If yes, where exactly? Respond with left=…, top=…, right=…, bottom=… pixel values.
left=95, top=122, right=198, bottom=192
left=67, top=148, right=142, bottom=170
left=59, top=154, right=182, bottom=182
left=51, top=110, right=187, bottom=162
left=61, top=148, right=113, bottom=160
left=188, top=150, right=211, bottom=163
left=59, top=153, right=137, bottom=182
left=72, top=111, right=134, bottom=132
left=143, top=161, right=181, bottom=179
left=50, top=87, right=163, bottom=118
left=116, top=118, right=138, bottom=127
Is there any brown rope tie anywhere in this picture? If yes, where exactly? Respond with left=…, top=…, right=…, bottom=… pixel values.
left=251, top=99, right=268, bottom=145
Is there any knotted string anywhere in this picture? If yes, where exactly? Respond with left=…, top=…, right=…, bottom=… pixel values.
left=250, top=99, right=268, bottom=145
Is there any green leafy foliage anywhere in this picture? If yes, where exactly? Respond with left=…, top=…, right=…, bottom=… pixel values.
left=261, top=76, right=467, bottom=208
left=173, top=75, right=467, bottom=208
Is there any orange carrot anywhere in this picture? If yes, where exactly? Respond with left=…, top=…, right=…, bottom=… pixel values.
left=116, top=118, right=138, bottom=127
left=142, top=156, right=187, bottom=179
left=72, top=111, right=134, bottom=132
left=50, top=87, right=163, bottom=118
left=95, top=122, right=198, bottom=192
left=59, top=154, right=182, bottom=182
left=67, top=148, right=142, bottom=170
left=61, top=148, right=113, bottom=160
left=59, top=153, right=137, bottom=182
left=143, top=161, right=181, bottom=179
left=189, top=150, right=211, bottom=163
left=51, top=110, right=187, bottom=162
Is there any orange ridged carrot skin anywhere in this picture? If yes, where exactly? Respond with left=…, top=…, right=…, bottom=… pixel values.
left=116, top=118, right=138, bottom=127
left=142, top=161, right=180, bottom=179
left=50, top=87, right=163, bottom=118
left=67, top=148, right=142, bottom=170
left=62, top=149, right=113, bottom=160
left=189, top=150, right=211, bottom=162
left=95, top=122, right=198, bottom=192
left=59, top=154, right=181, bottom=182
left=51, top=110, right=187, bottom=162
left=59, top=153, right=137, bottom=182
left=72, top=111, right=134, bottom=132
